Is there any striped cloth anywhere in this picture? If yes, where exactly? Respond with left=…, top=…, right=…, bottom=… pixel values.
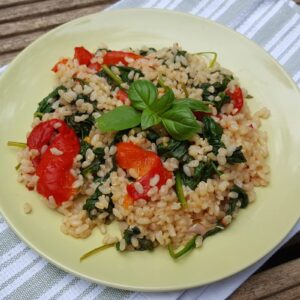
left=1, top=1, right=300, bottom=299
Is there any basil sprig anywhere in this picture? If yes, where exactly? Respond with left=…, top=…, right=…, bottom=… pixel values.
left=97, top=80, right=211, bottom=141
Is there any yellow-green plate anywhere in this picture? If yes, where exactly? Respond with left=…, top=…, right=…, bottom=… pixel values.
left=0, top=9, right=299, bottom=291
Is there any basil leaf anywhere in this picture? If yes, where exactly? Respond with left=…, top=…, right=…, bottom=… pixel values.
left=96, top=106, right=141, bottom=132
left=202, top=116, right=225, bottom=154
left=161, top=105, right=201, bottom=140
left=151, top=87, right=174, bottom=114
left=128, top=80, right=157, bottom=110
left=141, top=108, right=161, bottom=130
left=174, top=98, right=211, bottom=113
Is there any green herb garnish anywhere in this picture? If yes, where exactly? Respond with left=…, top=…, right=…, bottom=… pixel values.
left=96, top=80, right=211, bottom=141
left=196, top=52, right=218, bottom=68
left=102, top=64, right=123, bottom=86
left=168, top=235, right=198, bottom=259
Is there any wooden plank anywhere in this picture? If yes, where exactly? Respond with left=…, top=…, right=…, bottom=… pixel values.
left=0, top=2, right=117, bottom=38
left=264, top=285, right=300, bottom=300
left=230, top=258, right=300, bottom=300
left=0, top=0, right=112, bottom=24
left=0, top=51, right=20, bottom=65
left=0, top=0, right=41, bottom=9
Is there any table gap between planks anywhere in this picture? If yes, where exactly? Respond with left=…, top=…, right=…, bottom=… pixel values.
left=0, top=1, right=299, bottom=299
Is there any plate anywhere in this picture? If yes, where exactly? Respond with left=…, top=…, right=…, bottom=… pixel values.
left=0, top=8, right=300, bottom=291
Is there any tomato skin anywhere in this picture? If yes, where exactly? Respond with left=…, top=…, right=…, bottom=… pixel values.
left=116, top=142, right=172, bottom=201
left=103, top=51, right=142, bottom=66
left=88, top=62, right=101, bottom=71
left=116, top=89, right=129, bottom=104
left=74, top=46, right=94, bottom=65
left=27, top=119, right=80, bottom=205
left=116, top=142, right=160, bottom=178
left=127, top=161, right=172, bottom=200
left=226, top=87, right=244, bottom=113
left=51, top=58, right=68, bottom=72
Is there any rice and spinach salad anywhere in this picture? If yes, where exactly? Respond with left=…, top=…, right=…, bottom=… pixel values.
left=10, top=43, right=270, bottom=259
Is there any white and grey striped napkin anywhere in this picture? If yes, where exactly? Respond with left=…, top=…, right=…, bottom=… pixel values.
left=1, top=1, right=300, bottom=299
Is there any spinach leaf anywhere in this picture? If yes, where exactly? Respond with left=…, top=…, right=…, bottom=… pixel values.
left=111, top=129, right=131, bottom=145
left=145, top=129, right=160, bottom=143
left=117, top=66, right=144, bottom=84
left=116, top=226, right=155, bottom=251
left=157, top=139, right=189, bottom=160
left=65, top=114, right=95, bottom=139
left=227, top=146, right=246, bottom=165
left=80, top=140, right=90, bottom=157
left=83, top=181, right=114, bottom=220
left=128, top=80, right=158, bottom=110
left=97, top=106, right=141, bottom=132
left=213, top=92, right=231, bottom=112
left=203, top=223, right=224, bottom=239
left=198, top=74, right=233, bottom=112
left=81, top=147, right=105, bottom=176
left=139, top=47, right=157, bottom=56
left=226, top=198, right=238, bottom=215
left=231, top=185, right=249, bottom=208
left=161, top=104, right=201, bottom=141
left=181, top=160, right=219, bottom=190
left=202, top=116, right=225, bottom=155
left=34, top=86, right=66, bottom=118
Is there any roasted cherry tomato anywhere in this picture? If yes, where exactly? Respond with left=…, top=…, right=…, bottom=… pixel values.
left=27, top=119, right=80, bottom=205
left=88, top=62, right=101, bottom=72
left=127, top=161, right=172, bottom=200
left=116, top=89, right=129, bottom=104
left=74, top=46, right=94, bottom=65
left=51, top=58, right=68, bottom=73
left=116, top=142, right=160, bottom=178
left=103, top=51, right=142, bottom=66
left=226, top=87, right=244, bottom=114
left=116, top=142, right=172, bottom=201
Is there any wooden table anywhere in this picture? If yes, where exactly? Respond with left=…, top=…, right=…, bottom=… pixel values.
left=0, top=1, right=299, bottom=299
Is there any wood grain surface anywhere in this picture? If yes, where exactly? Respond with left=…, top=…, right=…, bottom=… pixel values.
left=0, top=1, right=299, bottom=299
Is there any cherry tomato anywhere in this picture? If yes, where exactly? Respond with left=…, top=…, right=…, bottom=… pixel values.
left=116, top=89, right=129, bottom=104
left=87, top=62, right=101, bottom=72
left=74, top=46, right=94, bottom=65
left=226, top=87, right=244, bottom=114
left=116, top=142, right=160, bottom=178
left=127, top=160, right=172, bottom=200
left=103, top=51, right=142, bottom=66
left=27, top=119, right=80, bottom=205
left=51, top=58, right=68, bottom=73
left=116, top=142, right=172, bottom=201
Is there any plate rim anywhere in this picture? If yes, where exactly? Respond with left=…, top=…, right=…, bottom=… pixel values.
left=0, top=7, right=300, bottom=292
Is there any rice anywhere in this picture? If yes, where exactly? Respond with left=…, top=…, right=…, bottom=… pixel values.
left=15, top=43, right=270, bottom=256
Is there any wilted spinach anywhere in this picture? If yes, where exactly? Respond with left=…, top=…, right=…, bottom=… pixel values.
left=202, top=116, right=225, bottom=155
left=81, top=147, right=105, bottom=176
left=231, top=185, right=249, bottom=208
left=34, top=85, right=67, bottom=118
left=65, top=114, right=95, bottom=140
left=116, top=226, right=155, bottom=251
left=157, top=139, right=190, bottom=161
left=227, top=146, right=246, bottom=165
left=181, top=160, right=220, bottom=190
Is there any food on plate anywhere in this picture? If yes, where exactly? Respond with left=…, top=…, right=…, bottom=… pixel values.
left=10, top=43, right=270, bottom=259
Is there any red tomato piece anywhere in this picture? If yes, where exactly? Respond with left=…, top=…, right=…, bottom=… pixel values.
left=116, top=142, right=160, bottom=178
left=27, top=119, right=80, bottom=205
left=193, top=111, right=211, bottom=121
left=116, top=142, right=172, bottom=201
left=116, top=89, right=129, bottom=104
left=226, top=87, right=244, bottom=114
left=74, top=46, right=94, bottom=65
left=88, top=62, right=102, bottom=72
left=51, top=58, right=68, bottom=72
left=127, top=161, right=172, bottom=200
left=103, top=51, right=142, bottom=66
